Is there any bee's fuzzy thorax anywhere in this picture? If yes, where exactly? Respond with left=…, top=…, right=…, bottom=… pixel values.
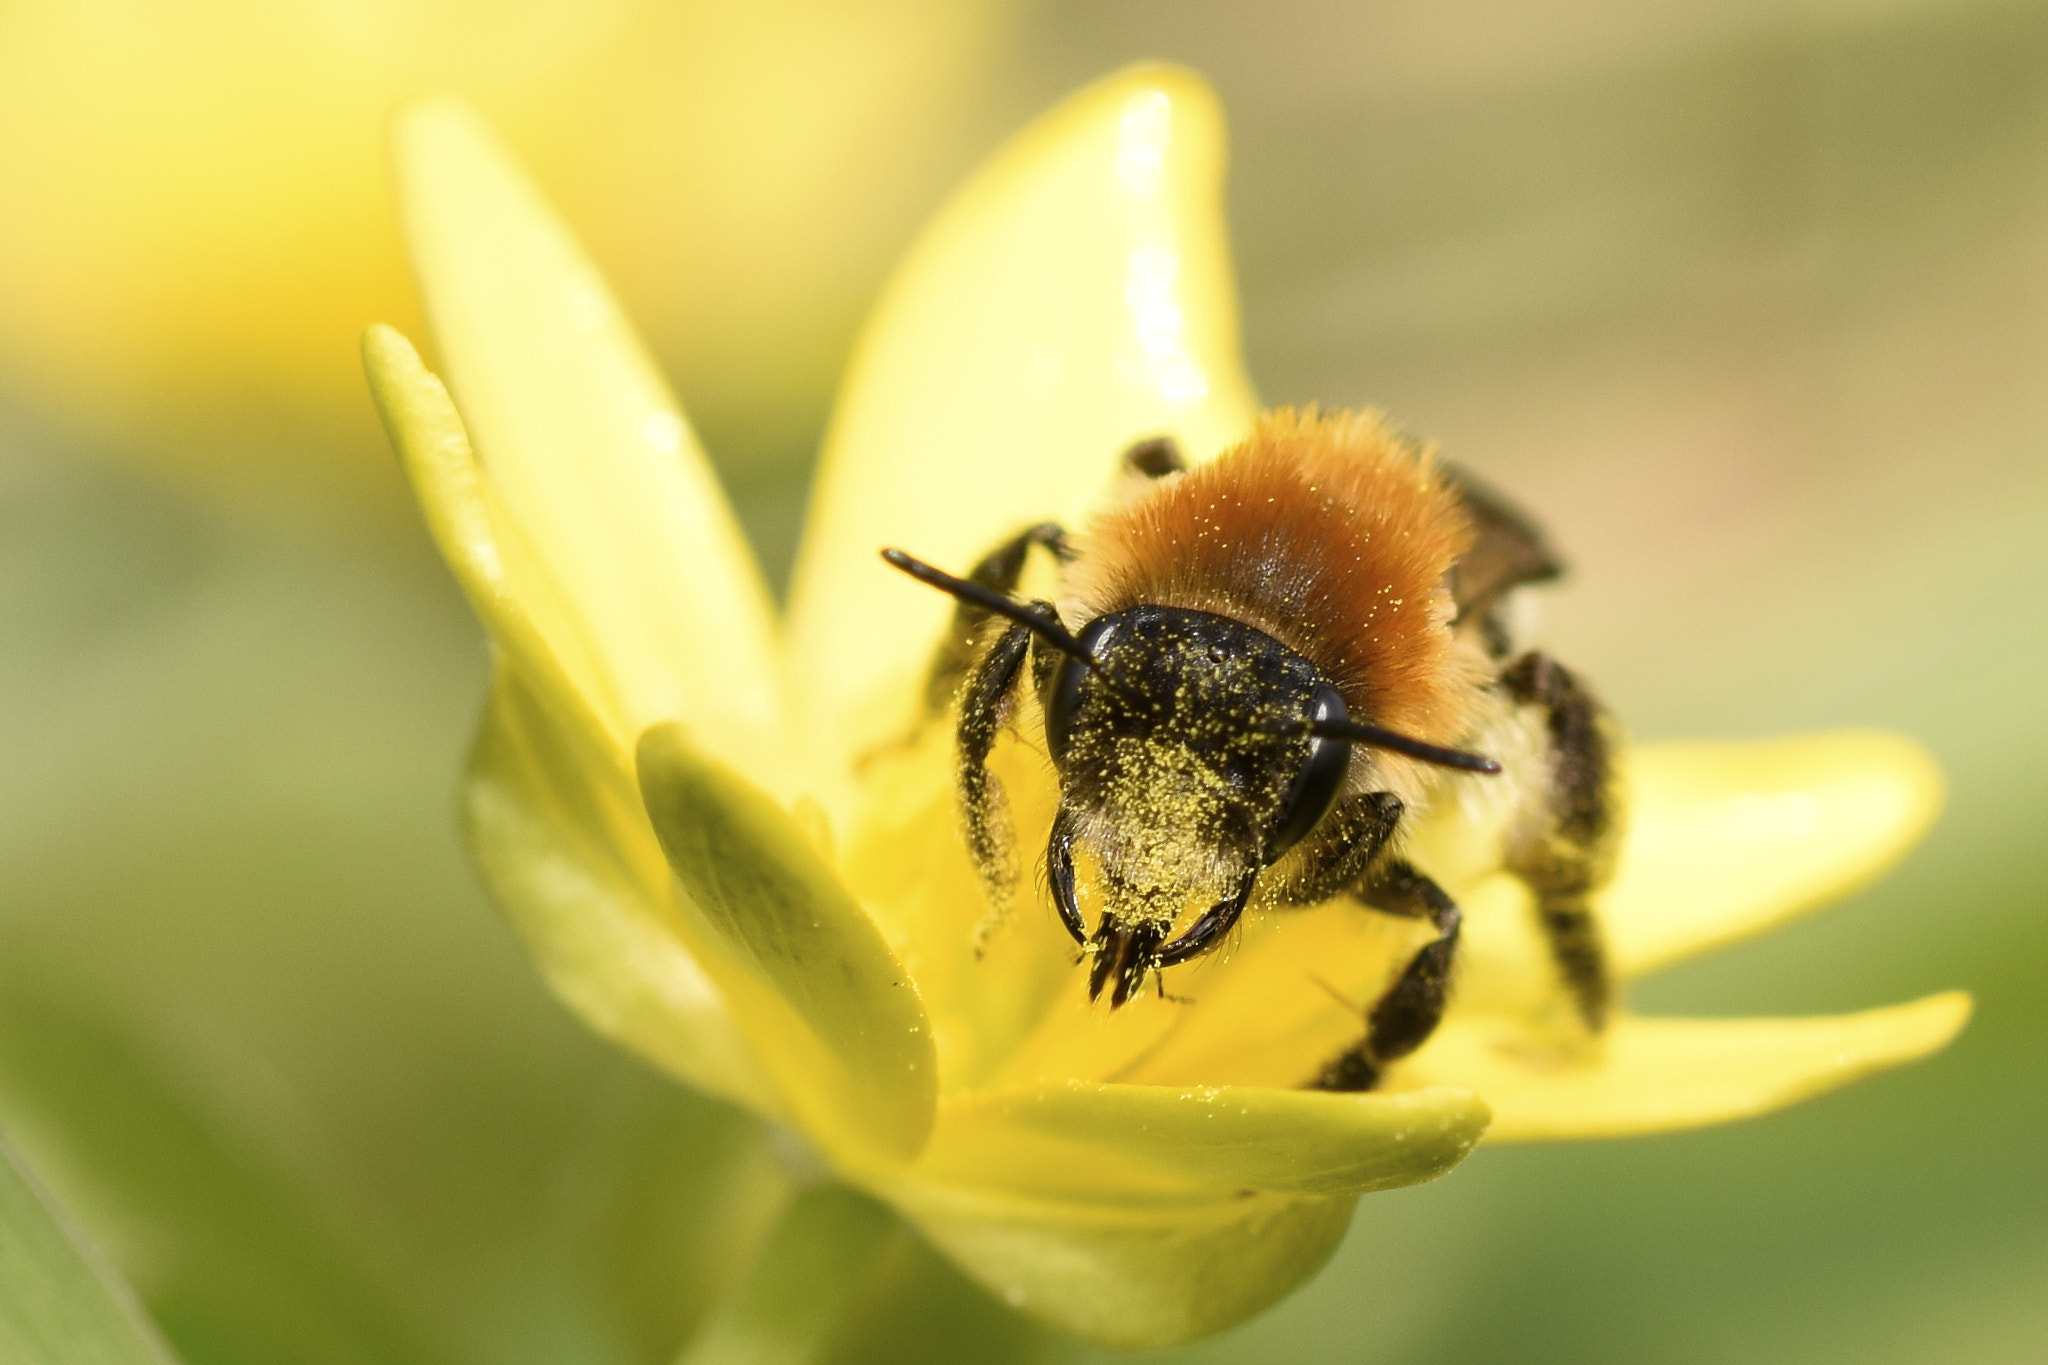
left=1072, top=408, right=1483, bottom=757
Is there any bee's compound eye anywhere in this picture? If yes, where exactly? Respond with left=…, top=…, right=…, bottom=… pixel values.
left=1042, top=615, right=1118, bottom=768
left=1267, top=685, right=1351, bottom=861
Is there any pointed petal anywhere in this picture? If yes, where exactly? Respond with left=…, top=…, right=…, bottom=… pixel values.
left=393, top=99, right=787, bottom=790
left=638, top=724, right=937, bottom=1165
left=786, top=63, right=1260, bottom=807
left=467, top=667, right=779, bottom=1115
left=919, top=1081, right=1487, bottom=1202
left=888, top=1181, right=1353, bottom=1349
left=365, top=324, right=624, bottom=738
left=375, top=322, right=932, bottom=1162
left=374, top=324, right=777, bottom=1107
left=1604, top=733, right=1945, bottom=976
left=1397, top=992, right=1971, bottom=1141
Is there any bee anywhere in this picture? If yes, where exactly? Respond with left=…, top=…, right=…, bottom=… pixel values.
left=882, top=408, right=1618, bottom=1090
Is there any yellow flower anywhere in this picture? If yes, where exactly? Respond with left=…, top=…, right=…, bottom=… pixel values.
left=0, top=0, right=1002, bottom=517
left=363, top=66, right=1970, bottom=1348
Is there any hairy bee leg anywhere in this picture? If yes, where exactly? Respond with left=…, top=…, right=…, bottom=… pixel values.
left=1503, top=651, right=1619, bottom=1031
left=1276, top=790, right=1405, bottom=907
left=1311, top=860, right=1462, bottom=1092
left=957, top=618, right=1033, bottom=914
left=920, top=521, right=1072, bottom=716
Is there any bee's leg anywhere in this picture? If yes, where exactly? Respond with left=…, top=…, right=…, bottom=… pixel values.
left=1310, top=859, right=1462, bottom=1092
left=1277, top=790, right=1405, bottom=906
left=957, top=617, right=1034, bottom=912
left=920, top=522, right=1072, bottom=716
left=1502, top=651, right=1620, bottom=1031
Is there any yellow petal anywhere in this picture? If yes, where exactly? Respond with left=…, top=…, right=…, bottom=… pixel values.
left=0, top=1, right=1005, bottom=521
left=364, top=325, right=624, bottom=735
left=468, top=668, right=778, bottom=1115
left=837, top=730, right=1079, bottom=1094
left=638, top=725, right=937, bottom=1165
left=1114, top=887, right=1449, bottom=1092
left=918, top=1081, right=1487, bottom=1202
left=785, top=63, right=1260, bottom=813
left=393, top=98, right=788, bottom=791
left=1397, top=992, right=1971, bottom=1141
left=1604, top=732, right=1945, bottom=976
left=886, top=1181, right=1353, bottom=1349
left=983, top=980, right=1191, bottom=1093
left=370, top=324, right=775, bottom=1107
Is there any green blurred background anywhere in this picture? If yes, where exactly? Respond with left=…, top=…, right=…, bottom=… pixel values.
left=2, top=1, right=2043, bottom=1361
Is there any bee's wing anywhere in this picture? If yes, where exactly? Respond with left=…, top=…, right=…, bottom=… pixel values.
left=1441, top=463, right=1564, bottom=629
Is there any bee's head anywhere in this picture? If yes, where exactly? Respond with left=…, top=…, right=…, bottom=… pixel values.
left=1032, top=607, right=1341, bottom=1003
left=1042, top=605, right=1349, bottom=876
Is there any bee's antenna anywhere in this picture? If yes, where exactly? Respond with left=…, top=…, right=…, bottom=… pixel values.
left=1304, top=717, right=1502, bottom=774
left=880, top=548, right=1099, bottom=668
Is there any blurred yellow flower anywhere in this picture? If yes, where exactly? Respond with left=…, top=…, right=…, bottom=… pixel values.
left=0, top=0, right=1003, bottom=521
left=364, top=66, right=1969, bottom=1347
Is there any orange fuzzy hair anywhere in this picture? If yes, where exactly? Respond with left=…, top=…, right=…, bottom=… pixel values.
left=1072, top=408, right=1481, bottom=750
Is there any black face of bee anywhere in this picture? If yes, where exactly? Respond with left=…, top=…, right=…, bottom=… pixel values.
left=1042, top=606, right=1350, bottom=858
left=1037, top=605, right=1354, bottom=1002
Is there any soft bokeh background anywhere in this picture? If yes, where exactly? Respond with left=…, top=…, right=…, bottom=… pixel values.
left=3, top=1, right=2043, bottom=1361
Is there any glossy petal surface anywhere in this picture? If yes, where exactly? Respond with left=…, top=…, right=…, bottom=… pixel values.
left=638, top=725, right=937, bottom=1164
left=918, top=1082, right=1487, bottom=1201
left=1603, top=732, right=1945, bottom=976
left=395, top=99, right=787, bottom=789
left=1401, top=992, right=1971, bottom=1141
left=786, top=64, right=1260, bottom=810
